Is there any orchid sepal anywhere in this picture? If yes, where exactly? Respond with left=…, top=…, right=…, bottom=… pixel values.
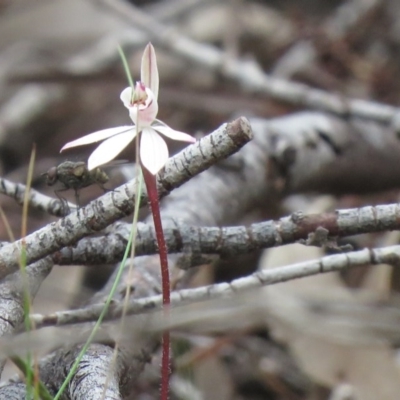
left=141, top=43, right=159, bottom=100
left=140, top=127, right=169, bottom=175
left=87, top=129, right=137, bottom=170
left=60, top=126, right=134, bottom=152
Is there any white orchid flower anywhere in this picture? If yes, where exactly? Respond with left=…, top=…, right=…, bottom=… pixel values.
left=60, top=43, right=195, bottom=175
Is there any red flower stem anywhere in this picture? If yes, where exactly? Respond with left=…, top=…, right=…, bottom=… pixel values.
left=142, top=167, right=170, bottom=400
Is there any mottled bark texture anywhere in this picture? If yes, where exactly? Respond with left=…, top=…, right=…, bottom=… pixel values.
left=53, top=202, right=400, bottom=265
left=0, top=257, right=53, bottom=373
left=0, top=177, right=72, bottom=217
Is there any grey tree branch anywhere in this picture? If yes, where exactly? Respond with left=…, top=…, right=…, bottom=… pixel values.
left=251, top=113, right=400, bottom=194
left=0, top=245, right=400, bottom=354
left=0, top=177, right=73, bottom=217
left=52, top=202, right=400, bottom=264
left=30, top=244, right=400, bottom=329
left=0, top=117, right=252, bottom=279
left=1, top=318, right=160, bottom=398
left=39, top=345, right=122, bottom=400
left=98, top=0, right=400, bottom=124
left=0, top=382, right=27, bottom=400
left=0, top=256, right=53, bottom=374
left=0, top=344, right=123, bottom=400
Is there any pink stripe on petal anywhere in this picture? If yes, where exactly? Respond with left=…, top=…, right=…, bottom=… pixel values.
left=88, top=129, right=137, bottom=170
left=60, top=126, right=134, bottom=152
left=154, top=126, right=196, bottom=143
left=140, top=128, right=168, bottom=175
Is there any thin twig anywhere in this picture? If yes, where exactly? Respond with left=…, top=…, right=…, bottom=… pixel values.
left=31, top=244, right=400, bottom=329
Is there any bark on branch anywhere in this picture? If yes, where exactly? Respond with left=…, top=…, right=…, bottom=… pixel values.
left=52, top=202, right=400, bottom=264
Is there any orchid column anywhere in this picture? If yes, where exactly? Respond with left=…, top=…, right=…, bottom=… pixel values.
left=60, top=43, right=195, bottom=400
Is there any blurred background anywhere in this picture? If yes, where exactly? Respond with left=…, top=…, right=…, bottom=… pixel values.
left=2, top=0, right=400, bottom=399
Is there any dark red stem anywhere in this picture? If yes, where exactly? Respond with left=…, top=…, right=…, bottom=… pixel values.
left=142, top=167, right=170, bottom=400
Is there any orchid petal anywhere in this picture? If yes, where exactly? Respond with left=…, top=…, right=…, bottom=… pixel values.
left=153, top=125, right=196, bottom=143
left=141, top=43, right=159, bottom=100
left=140, top=128, right=168, bottom=175
left=88, top=129, right=136, bottom=170
left=60, top=126, right=133, bottom=152
left=120, top=87, right=133, bottom=108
